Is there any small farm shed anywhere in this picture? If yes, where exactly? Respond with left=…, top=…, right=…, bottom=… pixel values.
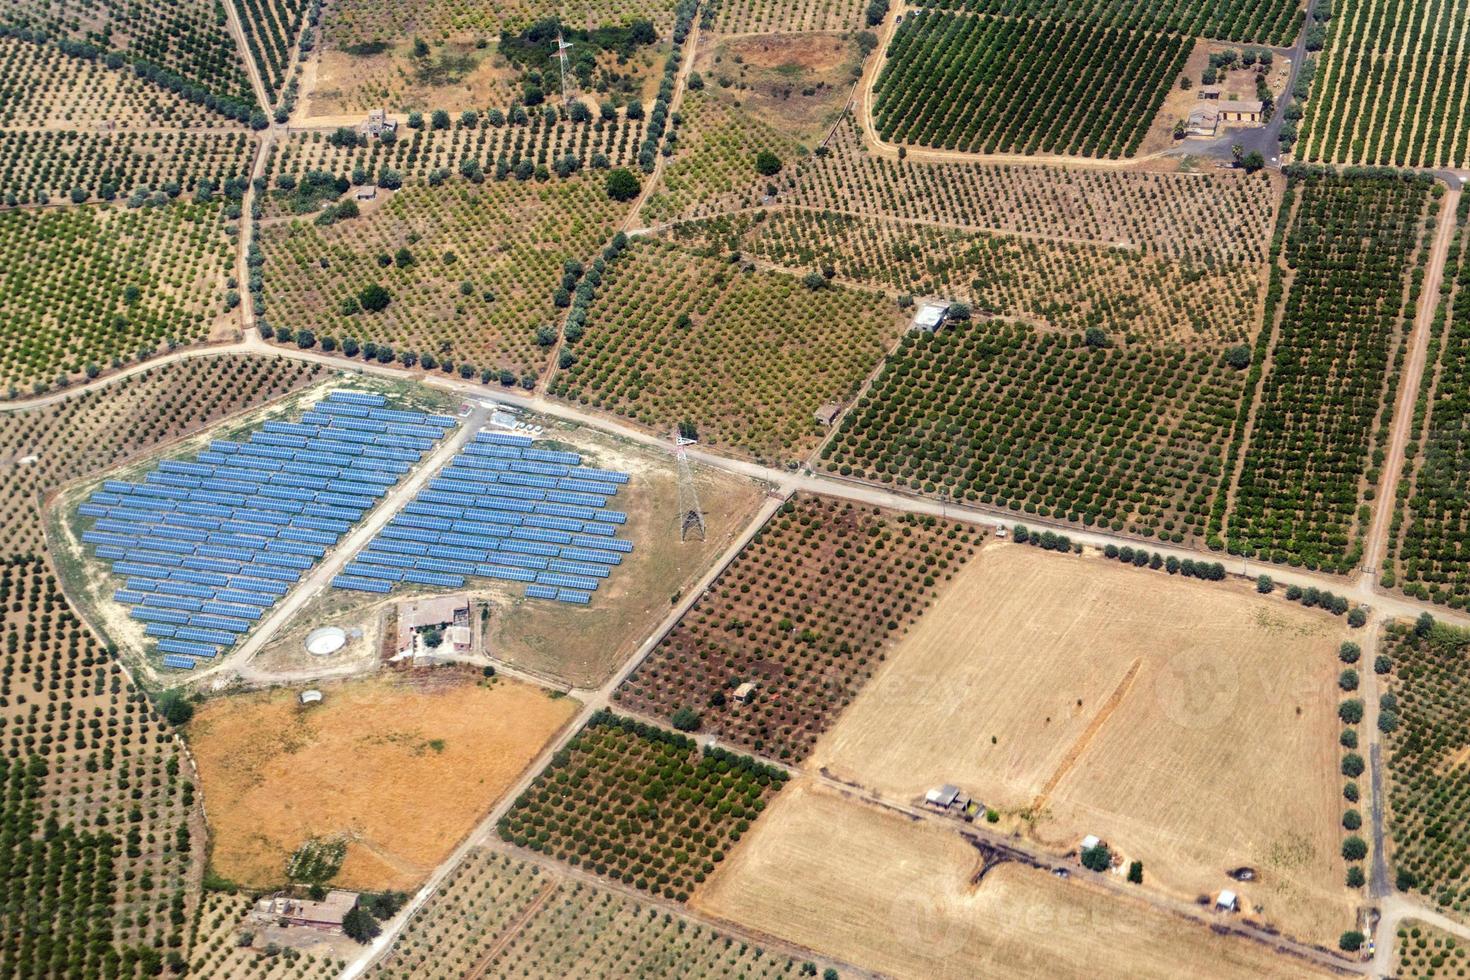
left=395, top=594, right=471, bottom=655
left=911, top=302, right=948, bottom=333
left=1197, top=85, right=1222, bottom=100
left=1216, top=890, right=1239, bottom=912
left=924, top=784, right=971, bottom=812
left=359, top=108, right=397, bottom=137
left=733, top=682, right=757, bottom=704
left=299, top=690, right=323, bottom=706
left=814, top=403, right=843, bottom=427
left=284, top=890, right=358, bottom=931
left=1186, top=107, right=1219, bottom=137
left=445, top=625, right=472, bottom=652
left=1080, top=834, right=1103, bottom=852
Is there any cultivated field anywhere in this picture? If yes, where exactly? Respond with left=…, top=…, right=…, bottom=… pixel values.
left=189, top=893, right=349, bottom=979
left=188, top=670, right=579, bottom=891
left=1, top=0, right=257, bottom=112
left=810, top=543, right=1353, bottom=942
left=0, top=557, right=205, bottom=971
left=1227, top=171, right=1435, bottom=572
left=678, top=207, right=1267, bottom=344
left=236, top=0, right=312, bottom=103
left=1299, top=0, right=1470, bottom=169
left=553, top=236, right=901, bottom=463
left=1392, top=197, right=1470, bottom=607
left=617, top=493, right=979, bottom=759
left=498, top=711, right=788, bottom=901
left=822, top=320, right=1244, bottom=543
left=260, top=176, right=633, bottom=382
left=707, top=0, right=865, bottom=33
left=1381, top=621, right=1470, bottom=914
left=695, top=780, right=1336, bottom=979
left=0, top=36, right=246, bottom=129
left=262, top=112, right=648, bottom=195
left=0, top=201, right=234, bottom=391
left=1394, top=920, right=1470, bottom=979
left=784, top=113, right=1281, bottom=263
left=369, top=846, right=816, bottom=979
left=872, top=11, right=1189, bottom=158
left=641, top=91, right=804, bottom=225
left=0, top=129, right=254, bottom=207
left=913, top=0, right=1304, bottom=45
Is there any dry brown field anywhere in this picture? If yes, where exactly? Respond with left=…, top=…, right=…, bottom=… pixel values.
left=693, top=32, right=860, bottom=146
left=188, top=670, right=579, bottom=891
left=809, top=543, right=1354, bottom=943
left=695, top=781, right=1335, bottom=979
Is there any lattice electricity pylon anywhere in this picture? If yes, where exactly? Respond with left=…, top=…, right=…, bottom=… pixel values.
left=676, top=447, right=706, bottom=541
left=554, top=30, right=575, bottom=102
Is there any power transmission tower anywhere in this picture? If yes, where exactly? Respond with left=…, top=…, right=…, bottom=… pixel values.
left=554, top=27, right=575, bottom=103
left=675, top=447, right=706, bottom=541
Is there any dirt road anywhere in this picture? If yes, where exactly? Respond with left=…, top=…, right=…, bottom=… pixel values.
left=1361, top=187, right=1461, bottom=588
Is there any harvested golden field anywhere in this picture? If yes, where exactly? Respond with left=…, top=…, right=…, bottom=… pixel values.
left=189, top=671, right=579, bottom=891
left=696, top=781, right=1333, bottom=979
left=810, top=544, right=1353, bottom=943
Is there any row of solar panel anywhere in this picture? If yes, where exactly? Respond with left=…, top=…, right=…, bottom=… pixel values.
left=452, top=449, right=629, bottom=485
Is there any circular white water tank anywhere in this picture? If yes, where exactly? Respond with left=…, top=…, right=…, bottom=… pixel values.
left=304, top=626, right=347, bottom=656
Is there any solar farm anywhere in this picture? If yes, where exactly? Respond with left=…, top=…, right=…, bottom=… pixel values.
left=332, top=432, right=635, bottom=606
left=77, top=390, right=457, bottom=671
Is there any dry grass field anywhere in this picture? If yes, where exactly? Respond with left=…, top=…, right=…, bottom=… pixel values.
left=810, top=544, right=1353, bottom=943
left=695, top=781, right=1335, bottom=979
left=188, top=671, right=579, bottom=891
left=692, top=32, right=861, bottom=146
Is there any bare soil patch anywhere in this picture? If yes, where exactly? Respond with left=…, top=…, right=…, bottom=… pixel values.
left=188, top=670, right=579, bottom=891
left=695, top=31, right=861, bottom=146
left=696, top=781, right=1333, bottom=979
left=809, top=543, right=1354, bottom=944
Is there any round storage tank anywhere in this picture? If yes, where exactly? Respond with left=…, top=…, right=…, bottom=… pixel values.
left=304, top=626, right=347, bottom=656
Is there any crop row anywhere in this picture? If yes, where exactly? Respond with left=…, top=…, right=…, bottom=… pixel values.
left=0, top=557, right=200, bottom=973
left=234, top=0, right=313, bottom=102
left=498, top=711, right=788, bottom=902
left=0, top=200, right=232, bottom=392
left=782, top=113, right=1277, bottom=264
left=823, top=320, right=1245, bottom=543
left=369, top=846, right=810, bottom=979
left=1298, top=0, right=1470, bottom=169
left=617, top=494, right=977, bottom=761
left=0, top=129, right=254, bottom=207
left=261, top=178, right=630, bottom=381
left=550, top=236, right=900, bottom=464
left=1, top=0, right=256, bottom=111
left=1394, top=921, right=1470, bottom=980
left=324, top=0, right=681, bottom=51
left=1226, top=171, right=1432, bottom=572
left=914, top=0, right=1302, bottom=44
left=263, top=111, right=646, bottom=206
left=1382, top=619, right=1470, bottom=913
left=707, top=0, right=865, bottom=33
left=1392, top=196, right=1470, bottom=607
left=0, top=36, right=242, bottom=130
left=872, top=12, right=1188, bottom=158
left=687, top=206, right=1264, bottom=345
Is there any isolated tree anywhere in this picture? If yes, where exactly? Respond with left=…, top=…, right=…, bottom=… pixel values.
left=358, top=283, right=392, bottom=312
left=755, top=150, right=782, bottom=176
left=671, top=707, right=701, bottom=731
left=1080, top=843, right=1111, bottom=872
left=343, top=906, right=380, bottom=943
left=605, top=168, right=641, bottom=201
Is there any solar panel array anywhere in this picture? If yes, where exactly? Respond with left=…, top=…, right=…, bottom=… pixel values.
left=333, top=430, right=634, bottom=606
left=80, top=390, right=458, bottom=670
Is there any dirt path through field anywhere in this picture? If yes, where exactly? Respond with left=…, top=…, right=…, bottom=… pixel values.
left=1361, top=186, right=1461, bottom=588
left=1031, top=656, right=1141, bottom=811
left=461, top=878, right=559, bottom=980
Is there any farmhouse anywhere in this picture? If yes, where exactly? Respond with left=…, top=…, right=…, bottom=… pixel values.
left=1186, top=107, right=1220, bottom=137
left=256, top=889, right=359, bottom=932
left=395, top=595, right=471, bottom=656
left=733, top=681, right=757, bottom=704
left=814, top=403, right=843, bottom=427
left=359, top=108, right=397, bottom=137
left=1216, top=889, right=1239, bottom=913
left=923, top=783, right=972, bottom=814
left=1218, top=99, right=1264, bottom=124
left=911, top=302, right=948, bottom=333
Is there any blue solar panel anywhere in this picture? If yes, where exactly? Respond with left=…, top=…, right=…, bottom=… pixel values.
left=78, top=503, right=111, bottom=518
left=159, top=639, right=219, bottom=658
left=524, top=448, right=582, bottom=465
left=175, top=627, right=239, bottom=645
left=579, top=522, right=618, bottom=537
left=536, top=573, right=600, bottom=591
left=477, top=432, right=533, bottom=447
left=523, top=516, right=583, bottom=533
left=403, top=570, right=464, bottom=588
left=181, top=556, right=243, bottom=573
left=306, top=504, right=364, bottom=522
left=357, top=551, right=416, bottom=568
left=381, top=527, right=440, bottom=544
left=161, top=655, right=197, bottom=670
left=201, top=601, right=263, bottom=620
left=210, top=440, right=242, bottom=454
left=189, top=614, right=249, bottom=633
left=142, top=595, right=205, bottom=612
left=170, top=569, right=232, bottom=587
left=435, top=545, right=492, bottom=563
left=525, top=584, right=559, bottom=598
left=293, top=516, right=351, bottom=535
left=113, top=589, right=144, bottom=604
left=145, top=623, right=177, bottom=637
left=332, top=575, right=393, bottom=593
left=343, top=563, right=403, bottom=581
left=547, top=560, right=610, bottom=579
left=131, top=607, right=190, bottom=625
left=332, top=417, right=389, bottom=434
left=554, top=589, right=592, bottom=605
left=266, top=541, right=327, bottom=559
left=489, top=553, right=549, bottom=571
left=561, top=547, right=623, bottom=565
left=328, top=390, right=388, bottom=406
left=374, top=539, right=429, bottom=556
left=159, top=460, right=213, bottom=476
left=156, top=582, right=215, bottom=599
left=511, top=527, right=573, bottom=545
left=500, top=540, right=560, bottom=558
left=414, top=557, right=476, bottom=575
left=95, top=546, right=129, bottom=560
